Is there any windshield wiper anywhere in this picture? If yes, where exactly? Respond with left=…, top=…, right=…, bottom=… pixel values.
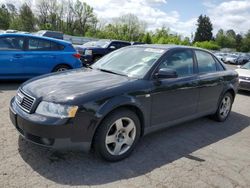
left=97, top=68, right=127, bottom=76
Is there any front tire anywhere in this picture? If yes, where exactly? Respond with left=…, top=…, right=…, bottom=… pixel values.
left=94, top=109, right=141, bottom=162
left=212, top=92, right=233, bottom=122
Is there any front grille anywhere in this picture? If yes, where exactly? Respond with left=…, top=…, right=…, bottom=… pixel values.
left=15, top=90, right=36, bottom=113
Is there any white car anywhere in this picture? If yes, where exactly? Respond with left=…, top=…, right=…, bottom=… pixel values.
left=235, top=62, right=250, bottom=91
left=224, top=54, right=238, bottom=64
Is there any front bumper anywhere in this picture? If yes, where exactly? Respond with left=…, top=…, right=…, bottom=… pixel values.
left=9, top=97, right=92, bottom=151
left=80, top=55, right=93, bottom=65
left=239, top=79, right=250, bottom=91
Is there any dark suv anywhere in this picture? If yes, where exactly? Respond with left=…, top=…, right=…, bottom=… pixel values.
left=74, top=40, right=131, bottom=65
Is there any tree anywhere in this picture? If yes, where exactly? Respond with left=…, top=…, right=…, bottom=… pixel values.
left=194, top=15, right=213, bottom=42
left=235, top=34, right=243, bottom=51
left=19, top=3, right=36, bottom=31
left=142, top=32, right=152, bottom=44
left=70, top=0, right=96, bottom=35
left=0, top=4, right=10, bottom=29
left=240, top=30, right=250, bottom=52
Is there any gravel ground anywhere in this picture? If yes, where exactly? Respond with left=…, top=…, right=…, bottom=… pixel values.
left=1, top=81, right=250, bottom=188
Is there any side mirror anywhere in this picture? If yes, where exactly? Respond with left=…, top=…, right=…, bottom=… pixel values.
left=154, top=68, right=178, bottom=79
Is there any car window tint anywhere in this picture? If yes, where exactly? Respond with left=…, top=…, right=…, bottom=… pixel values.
left=28, top=38, right=51, bottom=51
left=196, top=50, right=217, bottom=73
left=111, top=42, right=120, bottom=49
left=0, top=37, right=24, bottom=51
left=215, top=58, right=225, bottom=71
left=51, top=42, right=64, bottom=50
left=120, top=43, right=130, bottom=48
left=159, top=50, right=194, bottom=77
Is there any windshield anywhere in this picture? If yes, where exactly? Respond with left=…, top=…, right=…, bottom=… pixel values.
left=242, top=62, right=250, bottom=69
left=83, top=40, right=110, bottom=48
left=92, top=47, right=165, bottom=78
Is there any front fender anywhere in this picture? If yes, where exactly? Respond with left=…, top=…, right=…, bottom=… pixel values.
left=81, top=94, right=150, bottom=144
left=96, top=95, right=144, bottom=118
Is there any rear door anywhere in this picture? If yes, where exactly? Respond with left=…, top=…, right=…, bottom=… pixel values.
left=23, top=37, right=60, bottom=76
left=195, top=50, right=225, bottom=113
left=0, top=36, right=25, bottom=77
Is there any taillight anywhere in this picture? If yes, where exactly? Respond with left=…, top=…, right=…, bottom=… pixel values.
left=73, top=53, right=81, bottom=59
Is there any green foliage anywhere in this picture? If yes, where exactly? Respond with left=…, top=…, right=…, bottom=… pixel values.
left=194, top=41, right=221, bottom=50
left=0, top=4, right=10, bottom=29
left=240, top=30, right=250, bottom=52
left=194, top=15, right=213, bottom=42
left=18, top=3, right=36, bottom=32
left=142, top=32, right=152, bottom=44
left=0, top=2, right=250, bottom=52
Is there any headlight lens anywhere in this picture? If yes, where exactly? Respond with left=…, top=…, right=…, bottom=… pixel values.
left=36, top=101, right=78, bottom=118
left=85, top=49, right=92, bottom=55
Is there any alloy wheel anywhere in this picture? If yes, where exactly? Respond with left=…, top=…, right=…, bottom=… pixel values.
left=105, top=117, right=136, bottom=156
left=219, top=96, right=231, bottom=118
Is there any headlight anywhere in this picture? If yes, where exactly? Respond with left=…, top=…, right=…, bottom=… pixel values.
left=36, top=101, right=78, bottom=118
left=85, top=49, right=92, bottom=55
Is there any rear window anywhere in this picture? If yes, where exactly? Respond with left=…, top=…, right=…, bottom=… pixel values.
left=195, top=50, right=217, bottom=73
left=28, top=38, right=64, bottom=51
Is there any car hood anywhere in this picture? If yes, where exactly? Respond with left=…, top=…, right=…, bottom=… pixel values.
left=235, top=68, right=250, bottom=77
left=21, top=68, right=133, bottom=103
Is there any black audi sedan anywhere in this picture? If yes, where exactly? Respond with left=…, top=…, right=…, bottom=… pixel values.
left=10, top=45, right=239, bottom=161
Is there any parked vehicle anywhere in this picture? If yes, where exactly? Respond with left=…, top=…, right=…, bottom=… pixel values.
left=36, top=30, right=64, bottom=40
left=131, top=42, right=145, bottom=45
left=5, top=29, right=18, bottom=33
left=74, top=39, right=131, bottom=65
left=0, top=33, right=82, bottom=79
left=236, top=55, right=250, bottom=65
left=235, top=61, right=250, bottom=91
left=224, top=54, right=238, bottom=64
left=9, top=45, right=238, bottom=161
left=214, top=52, right=226, bottom=62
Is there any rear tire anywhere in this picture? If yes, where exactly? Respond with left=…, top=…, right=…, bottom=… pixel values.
left=211, top=92, right=233, bottom=122
left=94, top=109, right=141, bottom=162
left=53, top=65, right=71, bottom=72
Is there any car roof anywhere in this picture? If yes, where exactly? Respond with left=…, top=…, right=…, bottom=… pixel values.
left=0, top=33, right=71, bottom=45
left=99, top=39, right=131, bottom=43
left=131, top=44, right=212, bottom=52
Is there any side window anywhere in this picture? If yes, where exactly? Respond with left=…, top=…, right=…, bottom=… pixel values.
left=195, top=50, right=217, bottom=73
left=28, top=38, right=51, bottom=51
left=51, top=42, right=64, bottom=50
left=120, top=43, right=130, bottom=48
left=0, top=37, right=24, bottom=51
left=215, top=58, right=225, bottom=71
left=110, top=42, right=120, bottom=49
left=159, top=50, right=194, bottom=77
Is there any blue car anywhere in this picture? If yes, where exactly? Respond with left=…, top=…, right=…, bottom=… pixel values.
left=0, top=33, right=82, bottom=79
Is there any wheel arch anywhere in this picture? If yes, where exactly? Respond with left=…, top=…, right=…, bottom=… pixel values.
left=91, top=100, right=146, bottom=148
left=52, top=63, right=73, bottom=72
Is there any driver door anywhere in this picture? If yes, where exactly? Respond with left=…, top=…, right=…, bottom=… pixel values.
left=150, top=49, right=200, bottom=127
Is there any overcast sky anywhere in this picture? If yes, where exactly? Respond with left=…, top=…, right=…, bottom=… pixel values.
left=1, top=0, right=250, bottom=37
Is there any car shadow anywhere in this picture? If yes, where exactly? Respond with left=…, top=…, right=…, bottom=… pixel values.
left=238, top=90, right=250, bottom=96
left=0, top=81, right=23, bottom=93
left=18, top=111, right=250, bottom=186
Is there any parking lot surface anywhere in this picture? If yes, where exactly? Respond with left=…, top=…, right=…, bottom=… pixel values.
left=1, top=82, right=250, bottom=188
